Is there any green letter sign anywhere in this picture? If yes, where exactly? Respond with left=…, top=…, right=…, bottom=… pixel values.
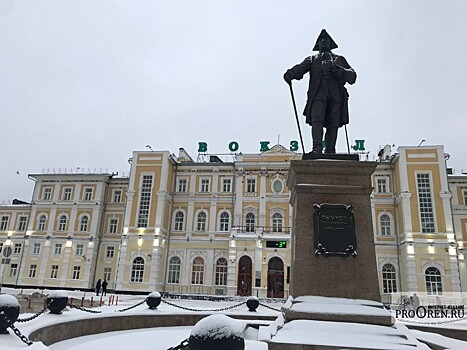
left=352, top=140, right=365, bottom=151
left=260, top=141, right=270, bottom=152
left=198, top=142, right=208, bottom=153
left=229, top=141, right=239, bottom=152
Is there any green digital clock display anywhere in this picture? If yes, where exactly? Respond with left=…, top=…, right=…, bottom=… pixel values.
left=266, top=241, right=287, bottom=248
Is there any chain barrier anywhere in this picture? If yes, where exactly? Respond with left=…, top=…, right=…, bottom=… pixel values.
left=68, top=303, right=102, bottom=314
left=258, top=302, right=281, bottom=312
left=116, top=299, right=147, bottom=313
left=0, top=311, right=33, bottom=346
left=161, top=299, right=246, bottom=312
left=166, top=337, right=189, bottom=350
left=16, top=307, right=49, bottom=323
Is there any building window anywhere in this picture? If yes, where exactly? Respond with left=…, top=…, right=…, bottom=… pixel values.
left=43, top=187, right=52, bottom=200
left=174, top=211, right=184, bottom=231
left=245, top=213, right=255, bottom=232
left=72, top=266, right=81, bottom=280
left=79, top=215, right=89, bottom=232
left=196, top=212, right=207, bottom=231
left=222, top=178, right=232, bottom=193
left=50, top=265, right=59, bottom=279
left=54, top=243, right=62, bottom=255
left=380, top=214, right=391, bottom=236
left=29, top=265, right=37, bottom=278
left=246, top=178, right=256, bottom=193
left=200, top=178, right=210, bottom=193
left=58, top=215, right=68, bottom=231
left=191, top=257, right=204, bottom=285
left=215, top=258, right=228, bottom=286
left=0, top=216, right=9, bottom=231
left=382, top=264, right=397, bottom=293
left=14, top=243, right=22, bottom=254
left=272, top=213, right=283, bottom=232
left=104, top=267, right=111, bottom=281
left=32, top=242, right=41, bottom=255
left=168, top=256, right=181, bottom=284
left=18, top=216, right=28, bottom=231
left=9, top=264, right=18, bottom=278
left=83, top=188, right=93, bottom=201
left=463, top=189, right=467, bottom=205
left=137, top=175, right=153, bottom=228
left=177, top=178, right=187, bottom=193
left=131, top=257, right=145, bottom=283
left=417, top=173, right=435, bottom=233
left=272, top=179, right=283, bottom=194
left=113, top=189, right=122, bottom=203
left=63, top=187, right=72, bottom=201
left=425, top=267, right=443, bottom=295
left=219, top=212, right=230, bottom=232
left=377, top=178, right=388, bottom=193
left=76, top=244, right=84, bottom=256
left=106, top=246, right=115, bottom=258
left=109, top=218, right=118, bottom=234
left=38, top=215, right=47, bottom=231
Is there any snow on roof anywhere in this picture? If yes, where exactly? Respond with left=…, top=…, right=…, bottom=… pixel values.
left=0, top=294, right=19, bottom=307
left=191, top=314, right=245, bottom=339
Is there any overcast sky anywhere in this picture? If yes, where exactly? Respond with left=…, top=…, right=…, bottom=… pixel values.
left=1, top=0, right=466, bottom=202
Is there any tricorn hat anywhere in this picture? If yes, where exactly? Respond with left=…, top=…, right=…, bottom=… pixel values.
left=312, top=29, right=338, bottom=51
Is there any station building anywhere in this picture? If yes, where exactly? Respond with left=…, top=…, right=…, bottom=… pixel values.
left=1, top=144, right=466, bottom=303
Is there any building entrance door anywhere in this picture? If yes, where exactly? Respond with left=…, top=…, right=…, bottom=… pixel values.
left=237, top=256, right=252, bottom=296
left=267, top=257, right=284, bottom=298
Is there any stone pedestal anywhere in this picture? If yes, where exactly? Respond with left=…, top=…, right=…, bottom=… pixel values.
left=287, top=159, right=380, bottom=301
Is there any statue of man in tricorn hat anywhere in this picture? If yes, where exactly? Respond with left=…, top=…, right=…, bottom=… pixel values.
left=284, top=29, right=356, bottom=154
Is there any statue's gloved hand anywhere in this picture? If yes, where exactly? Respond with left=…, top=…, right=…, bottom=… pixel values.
left=331, top=65, right=345, bottom=79
left=283, top=70, right=294, bottom=84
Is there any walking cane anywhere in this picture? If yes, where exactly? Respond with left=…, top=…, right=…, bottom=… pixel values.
left=344, top=124, right=351, bottom=154
left=288, top=83, right=306, bottom=154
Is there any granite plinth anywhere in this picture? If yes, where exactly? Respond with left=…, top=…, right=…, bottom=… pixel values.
left=287, top=159, right=380, bottom=301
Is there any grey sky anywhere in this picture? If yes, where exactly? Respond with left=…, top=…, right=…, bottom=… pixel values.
left=1, top=0, right=466, bottom=201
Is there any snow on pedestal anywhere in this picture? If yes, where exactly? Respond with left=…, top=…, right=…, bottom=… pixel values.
left=259, top=295, right=431, bottom=350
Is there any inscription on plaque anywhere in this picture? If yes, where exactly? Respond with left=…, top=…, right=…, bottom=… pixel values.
left=313, top=203, right=357, bottom=257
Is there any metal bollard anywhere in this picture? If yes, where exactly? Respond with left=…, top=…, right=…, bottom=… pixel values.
left=189, top=314, right=245, bottom=350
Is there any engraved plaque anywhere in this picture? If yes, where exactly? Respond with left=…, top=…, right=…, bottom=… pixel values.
left=313, top=203, right=357, bottom=257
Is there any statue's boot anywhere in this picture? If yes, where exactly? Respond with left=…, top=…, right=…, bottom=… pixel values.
left=324, top=127, right=338, bottom=153
left=311, top=122, right=323, bottom=153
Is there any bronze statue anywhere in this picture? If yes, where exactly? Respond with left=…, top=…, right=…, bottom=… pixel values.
left=284, top=29, right=356, bottom=154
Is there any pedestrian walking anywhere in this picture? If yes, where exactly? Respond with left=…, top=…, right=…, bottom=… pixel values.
left=102, top=279, right=108, bottom=296
left=95, top=279, right=101, bottom=296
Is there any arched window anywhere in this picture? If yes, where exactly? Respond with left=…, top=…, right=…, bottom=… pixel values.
left=131, top=257, right=145, bottom=283
left=245, top=213, right=255, bottom=232
left=174, top=211, right=184, bottom=231
left=272, top=213, right=283, bottom=232
left=425, top=267, right=443, bottom=295
left=380, top=214, right=391, bottom=236
left=79, top=215, right=89, bottom=232
left=382, top=264, right=397, bottom=293
left=196, top=212, right=207, bottom=231
left=167, top=256, right=181, bottom=284
left=220, top=212, right=230, bottom=232
left=192, top=257, right=204, bottom=284
left=38, top=215, right=47, bottom=231
left=58, top=215, right=67, bottom=231
left=215, top=258, right=228, bottom=286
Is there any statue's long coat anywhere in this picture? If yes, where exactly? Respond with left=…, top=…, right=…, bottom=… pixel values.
left=288, top=53, right=356, bottom=127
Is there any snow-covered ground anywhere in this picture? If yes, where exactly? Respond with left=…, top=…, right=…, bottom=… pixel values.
left=1, top=288, right=467, bottom=350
